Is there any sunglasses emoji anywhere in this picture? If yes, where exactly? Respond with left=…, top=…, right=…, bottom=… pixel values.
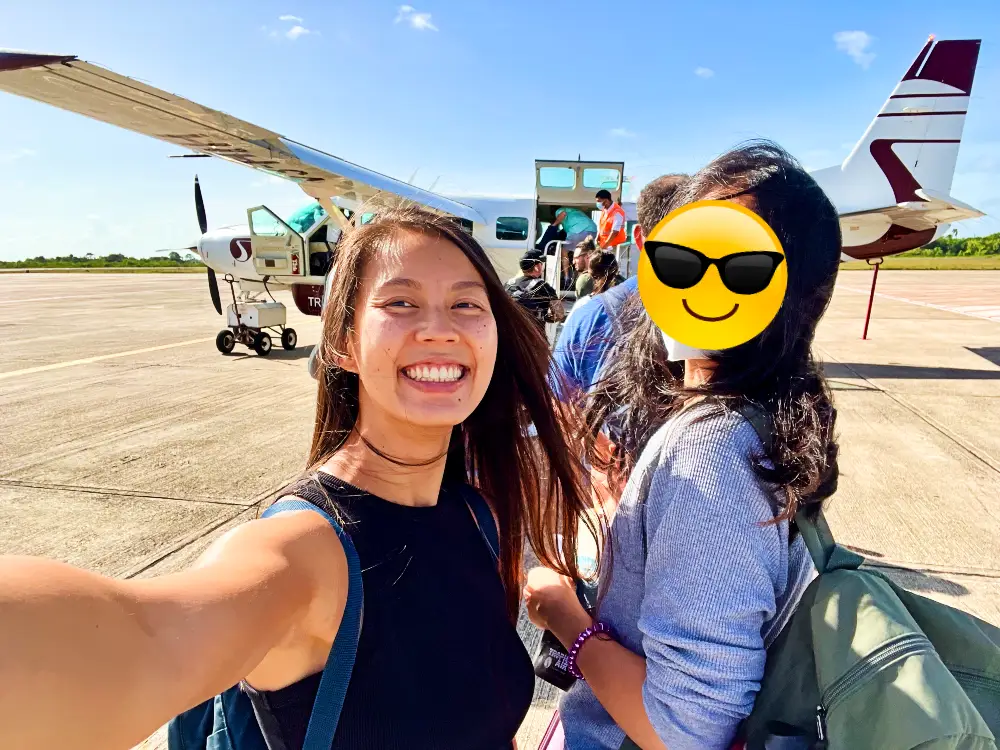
left=638, top=200, right=787, bottom=351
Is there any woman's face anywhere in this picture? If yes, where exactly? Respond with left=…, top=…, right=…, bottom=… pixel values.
left=344, top=231, right=498, bottom=430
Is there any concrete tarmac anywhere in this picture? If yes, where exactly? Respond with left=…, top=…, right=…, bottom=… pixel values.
left=1, top=270, right=998, bottom=749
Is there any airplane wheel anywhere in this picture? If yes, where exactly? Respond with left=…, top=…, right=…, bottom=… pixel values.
left=253, top=332, right=273, bottom=356
left=216, top=330, right=235, bottom=355
left=281, top=328, right=297, bottom=350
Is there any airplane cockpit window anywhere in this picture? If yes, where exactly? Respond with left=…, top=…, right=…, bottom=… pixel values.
left=286, top=202, right=328, bottom=235
left=538, top=167, right=576, bottom=189
left=583, top=168, right=621, bottom=190
left=361, top=212, right=377, bottom=224
left=496, top=217, right=529, bottom=241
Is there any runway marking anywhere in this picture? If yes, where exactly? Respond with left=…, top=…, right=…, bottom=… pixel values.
left=0, top=289, right=182, bottom=305
left=0, top=294, right=111, bottom=304
left=839, top=286, right=1000, bottom=323
left=0, top=337, right=214, bottom=380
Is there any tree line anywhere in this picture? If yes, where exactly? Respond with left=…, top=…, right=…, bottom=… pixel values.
left=2, top=232, right=998, bottom=268
left=0, top=252, right=203, bottom=269
left=902, top=231, right=1000, bottom=257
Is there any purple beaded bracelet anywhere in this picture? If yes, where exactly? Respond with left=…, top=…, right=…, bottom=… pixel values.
left=566, top=621, right=615, bottom=679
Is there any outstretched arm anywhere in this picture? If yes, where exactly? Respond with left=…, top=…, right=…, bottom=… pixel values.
left=0, top=508, right=345, bottom=750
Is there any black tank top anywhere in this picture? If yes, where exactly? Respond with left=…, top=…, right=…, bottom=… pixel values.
left=244, top=472, right=534, bottom=750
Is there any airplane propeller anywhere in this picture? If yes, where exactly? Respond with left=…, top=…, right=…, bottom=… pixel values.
left=195, top=175, right=223, bottom=316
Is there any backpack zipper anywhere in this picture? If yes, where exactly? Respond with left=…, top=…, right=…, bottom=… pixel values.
left=814, top=633, right=934, bottom=743
left=952, top=668, right=1000, bottom=694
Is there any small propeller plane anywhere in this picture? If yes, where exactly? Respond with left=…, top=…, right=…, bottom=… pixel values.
left=0, top=35, right=983, bottom=354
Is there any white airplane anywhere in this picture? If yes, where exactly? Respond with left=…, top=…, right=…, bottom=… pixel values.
left=0, top=36, right=983, bottom=355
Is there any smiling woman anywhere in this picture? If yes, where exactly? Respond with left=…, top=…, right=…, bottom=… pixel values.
left=0, top=206, right=599, bottom=750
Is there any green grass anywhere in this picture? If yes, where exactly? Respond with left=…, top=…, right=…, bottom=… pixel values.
left=840, top=256, right=1000, bottom=271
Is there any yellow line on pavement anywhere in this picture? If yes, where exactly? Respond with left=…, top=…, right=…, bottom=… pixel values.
left=0, top=337, right=215, bottom=381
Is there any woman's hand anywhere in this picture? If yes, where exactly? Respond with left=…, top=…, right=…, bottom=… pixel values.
left=523, top=567, right=592, bottom=648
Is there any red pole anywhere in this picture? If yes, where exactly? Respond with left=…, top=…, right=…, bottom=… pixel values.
left=862, top=261, right=880, bottom=340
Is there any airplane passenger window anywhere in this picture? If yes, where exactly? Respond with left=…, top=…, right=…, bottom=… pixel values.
left=583, top=168, right=621, bottom=190
left=496, top=217, right=529, bottom=242
left=249, top=208, right=289, bottom=238
left=538, top=167, right=575, bottom=189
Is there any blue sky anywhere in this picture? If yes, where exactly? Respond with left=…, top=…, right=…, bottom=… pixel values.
left=0, top=0, right=997, bottom=260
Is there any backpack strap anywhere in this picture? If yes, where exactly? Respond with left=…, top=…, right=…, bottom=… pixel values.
left=260, top=496, right=364, bottom=750
left=730, top=403, right=862, bottom=574
left=456, top=485, right=500, bottom=569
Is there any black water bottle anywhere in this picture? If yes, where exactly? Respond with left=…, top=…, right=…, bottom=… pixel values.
left=532, top=578, right=599, bottom=690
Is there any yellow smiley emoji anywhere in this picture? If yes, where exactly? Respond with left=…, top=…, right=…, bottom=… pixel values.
left=637, top=200, right=787, bottom=351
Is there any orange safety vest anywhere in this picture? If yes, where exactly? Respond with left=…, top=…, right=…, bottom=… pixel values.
left=598, top=202, right=628, bottom=248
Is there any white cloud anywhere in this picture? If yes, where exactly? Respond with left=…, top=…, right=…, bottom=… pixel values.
left=609, top=127, right=636, bottom=138
left=265, top=14, right=314, bottom=40
left=834, top=31, right=876, bottom=69
left=0, top=148, right=37, bottom=164
left=694, top=67, right=715, bottom=79
left=395, top=5, right=438, bottom=31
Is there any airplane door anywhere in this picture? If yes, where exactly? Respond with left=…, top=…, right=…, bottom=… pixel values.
left=533, top=159, right=626, bottom=291
left=534, top=160, right=625, bottom=207
left=247, top=206, right=306, bottom=278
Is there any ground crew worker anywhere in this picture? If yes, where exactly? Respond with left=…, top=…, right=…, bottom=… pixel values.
left=553, top=206, right=598, bottom=257
left=596, top=189, right=627, bottom=250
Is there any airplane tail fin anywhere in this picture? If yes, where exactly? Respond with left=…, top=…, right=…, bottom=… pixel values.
left=839, top=37, right=981, bottom=203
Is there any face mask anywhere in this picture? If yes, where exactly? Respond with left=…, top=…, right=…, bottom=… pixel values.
left=661, top=329, right=712, bottom=362
left=596, top=202, right=604, bottom=210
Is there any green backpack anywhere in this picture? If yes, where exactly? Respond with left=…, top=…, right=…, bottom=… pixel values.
left=737, top=406, right=1000, bottom=750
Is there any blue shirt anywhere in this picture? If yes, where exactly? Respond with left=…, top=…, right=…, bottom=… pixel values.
left=557, top=207, right=598, bottom=237
left=560, top=405, right=815, bottom=749
left=549, top=276, right=637, bottom=401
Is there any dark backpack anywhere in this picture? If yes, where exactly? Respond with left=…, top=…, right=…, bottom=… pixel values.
left=505, top=276, right=552, bottom=323
left=166, top=485, right=500, bottom=750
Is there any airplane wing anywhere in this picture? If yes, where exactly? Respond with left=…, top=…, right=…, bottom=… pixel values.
left=0, top=50, right=485, bottom=224
left=840, top=190, right=984, bottom=232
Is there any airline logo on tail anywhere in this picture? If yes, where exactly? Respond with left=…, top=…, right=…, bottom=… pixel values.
left=815, top=36, right=984, bottom=261
left=868, top=37, right=980, bottom=203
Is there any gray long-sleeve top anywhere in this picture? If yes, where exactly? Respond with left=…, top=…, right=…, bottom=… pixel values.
left=560, top=405, right=815, bottom=749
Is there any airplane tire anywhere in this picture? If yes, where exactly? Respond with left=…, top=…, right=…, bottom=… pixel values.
left=216, top=330, right=236, bottom=355
left=281, top=328, right=297, bottom=350
left=253, top=332, right=273, bottom=356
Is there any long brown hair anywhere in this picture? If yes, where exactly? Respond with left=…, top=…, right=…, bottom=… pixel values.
left=584, top=142, right=841, bottom=523
left=309, top=204, right=598, bottom=618
left=587, top=252, right=620, bottom=295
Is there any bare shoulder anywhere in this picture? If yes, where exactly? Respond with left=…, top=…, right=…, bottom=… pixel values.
left=199, top=497, right=349, bottom=639
left=200, top=496, right=346, bottom=576
left=200, top=497, right=350, bottom=690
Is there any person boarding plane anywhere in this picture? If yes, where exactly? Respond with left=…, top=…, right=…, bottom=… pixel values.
left=0, top=35, right=983, bottom=353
